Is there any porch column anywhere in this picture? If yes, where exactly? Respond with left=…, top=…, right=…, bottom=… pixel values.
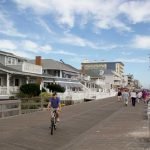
left=6, top=73, right=10, bottom=95
left=60, top=70, right=62, bottom=78
left=26, top=76, right=29, bottom=84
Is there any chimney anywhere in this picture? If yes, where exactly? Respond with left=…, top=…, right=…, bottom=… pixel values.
left=35, top=56, right=42, bottom=85
left=35, top=56, right=42, bottom=66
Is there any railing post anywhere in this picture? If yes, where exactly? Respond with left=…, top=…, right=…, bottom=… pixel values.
left=1, top=103, right=5, bottom=118
left=18, top=99, right=21, bottom=115
left=41, top=96, right=43, bottom=110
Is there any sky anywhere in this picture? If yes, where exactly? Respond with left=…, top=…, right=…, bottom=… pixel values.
left=0, top=0, right=150, bottom=88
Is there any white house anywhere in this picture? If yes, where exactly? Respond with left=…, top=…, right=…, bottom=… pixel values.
left=0, top=51, right=44, bottom=98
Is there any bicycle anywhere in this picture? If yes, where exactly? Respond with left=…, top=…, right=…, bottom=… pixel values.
left=50, top=109, right=57, bottom=135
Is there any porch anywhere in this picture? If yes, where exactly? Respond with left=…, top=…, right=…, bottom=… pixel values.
left=0, top=86, right=19, bottom=96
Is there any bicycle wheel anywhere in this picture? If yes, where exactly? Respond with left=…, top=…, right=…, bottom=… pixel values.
left=51, top=120, right=54, bottom=135
left=54, top=118, right=56, bottom=130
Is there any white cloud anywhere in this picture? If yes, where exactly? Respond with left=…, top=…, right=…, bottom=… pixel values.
left=0, top=11, right=26, bottom=37
left=59, top=33, right=99, bottom=49
left=0, top=40, right=17, bottom=50
left=121, top=51, right=132, bottom=56
left=41, top=45, right=52, bottom=53
left=132, top=35, right=150, bottom=49
left=22, top=40, right=38, bottom=53
left=120, top=1, right=150, bottom=24
left=36, top=18, right=53, bottom=34
left=0, top=39, right=53, bottom=55
left=13, top=0, right=133, bottom=32
left=115, top=58, right=148, bottom=63
left=21, top=40, right=52, bottom=53
left=51, top=50, right=76, bottom=56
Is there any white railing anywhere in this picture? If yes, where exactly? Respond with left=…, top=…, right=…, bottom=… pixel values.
left=0, top=86, right=19, bottom=95
left=7, top=62, right=42, bottom=74
left=0, top=87, right=7, bottom=95
left=22, top=62, right=42, bottom=74
left=9, top=86, right=20, bottom=93
left=57, top=90, right=116, bottom=102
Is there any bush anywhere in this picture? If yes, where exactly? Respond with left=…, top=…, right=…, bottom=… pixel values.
left=40, top=92, right=52, bottom=103
left=42, top=87, right=46, bottom=92
left=47, top=83, right=65, bottom=93
left=9, top=96, right=15, bottom=99
left=16, top=92, right=28, bottom=98
left=20, top=83, right=41, bottom=97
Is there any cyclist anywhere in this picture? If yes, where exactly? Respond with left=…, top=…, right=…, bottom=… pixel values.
left=47, top=92, right=61, bottom=122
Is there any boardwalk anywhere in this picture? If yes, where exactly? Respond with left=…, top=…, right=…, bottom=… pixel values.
left=0, top=97, right=149, bottom=150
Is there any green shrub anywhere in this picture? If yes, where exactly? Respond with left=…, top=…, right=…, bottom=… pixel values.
left=42, top=87, right=46, bottom=92
left=20, top=83, right=41, bottom=97
left=47, top=83, right=65, bottom=93
left=9, top=96, right=15, bottom=99
left=16, top=92, right=28, bottom=98
left=40, top=92, right=52, bottom=99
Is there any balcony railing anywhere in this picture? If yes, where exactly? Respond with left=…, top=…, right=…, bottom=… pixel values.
left=7, top=62, right=42, bottom=74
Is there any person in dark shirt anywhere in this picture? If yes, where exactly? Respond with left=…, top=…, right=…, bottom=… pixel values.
left=47, top=92, right=61, bottom=122
left=117, top=89, right=122, bottom=101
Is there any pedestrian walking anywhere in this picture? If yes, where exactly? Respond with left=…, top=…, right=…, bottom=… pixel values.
left=117, top=89, right=122, bottom=101
left=137, top=91, right=142, bottom=103
left=122, top=89, right=129, bottom=106
left=130, top=90, right=137, bottom=107
left=142, top=90, right=148, bottom=103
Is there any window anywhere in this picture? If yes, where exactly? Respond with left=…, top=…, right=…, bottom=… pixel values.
left=7, top=57, right=16, bottom=65
left=15, top=79, right=20, bottom=86
left=7, top=57, right=11, bottom=64
left=12, top=58, right=16, bottom=64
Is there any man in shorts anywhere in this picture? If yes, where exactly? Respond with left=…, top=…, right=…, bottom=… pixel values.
left=47, top=92, right=61, bottom=122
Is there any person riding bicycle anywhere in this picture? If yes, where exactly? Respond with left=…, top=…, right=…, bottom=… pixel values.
left=47, top=92, right=61, bottom=122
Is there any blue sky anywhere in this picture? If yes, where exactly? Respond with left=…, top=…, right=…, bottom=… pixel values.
left=0, top=0, right=150, bottom=88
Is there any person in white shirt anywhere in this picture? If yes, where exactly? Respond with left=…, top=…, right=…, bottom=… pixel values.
left=137, top=91, right=142, bottom=103
left=122, top=89, right=130, bottom=106
left=130, top=90, right=137, bottom=107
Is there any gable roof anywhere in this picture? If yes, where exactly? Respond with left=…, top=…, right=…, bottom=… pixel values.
left=0, top=50, right=27, bottom=61
left=0, top=63, right=20, bottom=73
left=29, top=59, right=79, bottom=73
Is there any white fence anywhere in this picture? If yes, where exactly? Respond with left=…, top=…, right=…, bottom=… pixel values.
left=0, top=100, right=21, bottom=118
left=57, top=90, right=117, bottom=102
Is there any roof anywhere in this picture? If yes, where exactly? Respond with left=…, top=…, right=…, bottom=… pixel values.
left=0, top=63, right=21, bottom=73
left=0, top=50, right=28, bottom=61
left=29, top=59, right=79, bottom=73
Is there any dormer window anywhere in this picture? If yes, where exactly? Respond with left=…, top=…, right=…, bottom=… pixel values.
left=7, top=57, right=16, bottom=65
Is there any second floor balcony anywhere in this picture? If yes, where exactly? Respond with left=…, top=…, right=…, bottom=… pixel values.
left=7, top=62, right=42, bottom=74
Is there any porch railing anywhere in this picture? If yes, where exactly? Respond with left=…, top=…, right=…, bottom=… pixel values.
left=0, top=87, right=7, bottom=95
left=0, top=87, right=19, bottom=95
